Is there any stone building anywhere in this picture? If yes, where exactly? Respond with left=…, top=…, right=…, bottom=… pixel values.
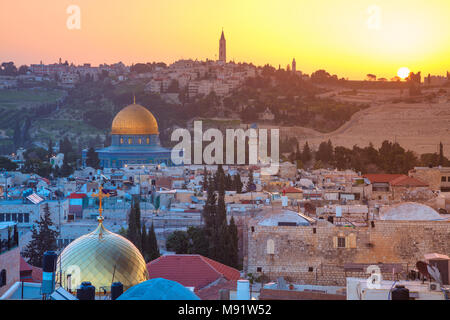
left=246, top=208, right=450, bottom=286
left=409, top=166, right=450, bottom=192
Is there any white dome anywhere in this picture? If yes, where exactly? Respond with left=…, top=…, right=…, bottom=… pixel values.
left=380, top=202, right=442, bottom=221
left=259, top=210, right=311, bottom=226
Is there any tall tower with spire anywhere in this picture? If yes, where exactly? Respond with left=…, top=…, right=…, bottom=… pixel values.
left=219, top=29, right=226, bottom=62
left=292, top=58, right=296, bottom=73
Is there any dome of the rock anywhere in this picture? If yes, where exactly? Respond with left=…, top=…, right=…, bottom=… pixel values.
left=111, top=103, right=159, bottom=135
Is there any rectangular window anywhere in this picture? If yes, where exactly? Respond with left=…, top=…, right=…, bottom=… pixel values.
left=24, top=213, right=29, bottom=223
left=442, top=176, right=446, bottom=182
left=337, top=237, right=346, bottom=248
left=256, top=267, right=262, bottom=272
left=17, top=213, right=23, bottom=223
left=11, top=213, right=17, bottom=222
left=5, top=214, right=10, bottom=221
left=0, top=213, right=4, bottom=222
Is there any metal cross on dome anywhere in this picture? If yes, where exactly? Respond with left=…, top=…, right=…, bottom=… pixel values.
left=92, top=185, right=110, bottom=221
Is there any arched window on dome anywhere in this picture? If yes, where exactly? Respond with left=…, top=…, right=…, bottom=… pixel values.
left=128, top=138, right=132, bottom=145
left=146, top=137, right=150, bottom=144
left=120, top=137, right=124, bottom=144
left=138, top=138, right=142, bottom=144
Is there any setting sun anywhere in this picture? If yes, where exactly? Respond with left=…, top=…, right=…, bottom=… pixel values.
left=397, top=67, right=411, bottom=79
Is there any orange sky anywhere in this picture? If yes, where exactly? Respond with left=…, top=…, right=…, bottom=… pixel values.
left=0, top=0, right=449, bottom=79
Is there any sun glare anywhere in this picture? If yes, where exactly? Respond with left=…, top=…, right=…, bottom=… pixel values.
left=397, top=67, right=411, bottom=79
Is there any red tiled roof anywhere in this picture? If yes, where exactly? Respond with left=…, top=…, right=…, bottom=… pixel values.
left=146, top=255, right=240, bottom=290
left=68, top=193, right=87, bottom=199
left=390, top=175, right=428, bottom=187
left=20, top=256, right=42, bottom=283
left=284, top=187, right=303, bottom=193
left=197, top=279, right=237, bottom=300
left=363, top=174, right=404, bottom=183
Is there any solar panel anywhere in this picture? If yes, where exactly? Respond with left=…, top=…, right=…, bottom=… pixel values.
left=27, top=193, right=44, bottom=204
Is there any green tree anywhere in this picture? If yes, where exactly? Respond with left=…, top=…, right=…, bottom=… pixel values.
left=301, top=141, right=312, bottom=163
left=127, top=197, right=142, bottom=251
left=141, top=222, right=148, bottom=260
left=186, top=226, right=209, bottom=256
left=60, top=157, right=73, bottom=177
left=246, top=169, right=254, bottom=192
left=22, top=203, right=59, bottom=267
left=47, top=138, right=54, bottom=160
left=202, top=167, right=208, bottom=192
left=0, top=157, right=17, bottom=171
left=214, top=165, right=228, bottom=263
left=166, top=230, right=189, bottom=254
left=233, top=173, right=243, bottom=193
left=146, top=223, right=160, bottom=261
left=86, top=147, right=100, bottom=169
left=227, top=216, right=239, bottom=269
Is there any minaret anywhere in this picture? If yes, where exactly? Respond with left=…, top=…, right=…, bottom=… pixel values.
left=292, top=58, right=296, bottom=73
left=219, top=29, right=226, bottom=62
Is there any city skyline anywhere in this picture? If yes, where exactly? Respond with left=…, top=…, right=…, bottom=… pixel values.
left=1, top=0, right=450, bottom=80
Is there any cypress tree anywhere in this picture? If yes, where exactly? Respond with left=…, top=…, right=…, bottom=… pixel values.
left=147, top=223, right=160, bottom=261
left=202, top=176, right=217, bottom=235
left=60, top=156, right=73, bottom=177
left=227, top=216, right=239, bottom=269
left=127, top=199, right=142, bottom=250
left=233, top=173, right=243, bottom=193
left=47, top=138, right=53, bottom=160
left=23, top=203, right=59, bottom=267
left=246, top=169, right=254, bottom=192
left=141, top=222, right=148, bottom=260
left=202, top=167, right=208, bottom=192
left=134, top=198, right=142, bottom=251
left=301, top=141, right=312, bottom=163
left=86, top=147, right=100, bottom=169
left=215, top=165, right=228, bottom=263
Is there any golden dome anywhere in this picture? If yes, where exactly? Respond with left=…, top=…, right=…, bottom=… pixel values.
left=57, top=221, right=148, bottom=292
left=111, top=103, right=159, bottom=135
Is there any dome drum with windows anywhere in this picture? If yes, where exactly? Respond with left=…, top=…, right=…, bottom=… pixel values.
left=82, top=101, right=172, bottom=168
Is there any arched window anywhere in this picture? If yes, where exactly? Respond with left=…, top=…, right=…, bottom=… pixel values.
left=120, top=137, right=124, bottom=144
left=138, top=138, right=142, bottom=144
left=128, top=138, right=132, bottom=145
left=266, top=239, right=275, bottom=255
left=146, top=137, right=150, bottom=144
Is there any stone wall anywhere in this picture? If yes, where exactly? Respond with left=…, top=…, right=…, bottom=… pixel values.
left=0, top=247, right=20, bottom=296
left=409, top=168, right=442, bottom=191
left=246, top=219, right=450, bottom=286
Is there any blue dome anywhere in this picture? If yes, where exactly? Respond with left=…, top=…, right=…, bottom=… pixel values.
left=117, top=278, right=200, bottom=300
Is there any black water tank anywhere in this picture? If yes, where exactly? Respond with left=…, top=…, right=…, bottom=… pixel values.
left=391, top=285, right=409, bottom=300
left=77, top=281, right=96, bottom=300
left=42, top=251, right=57, bottom=273
left=111, top=282, right=123, bottom=300
left=327, top=216, right=334, bottom=224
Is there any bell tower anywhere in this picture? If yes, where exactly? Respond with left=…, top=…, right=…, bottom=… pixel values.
left=219, top=29, right=226, bottom=62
